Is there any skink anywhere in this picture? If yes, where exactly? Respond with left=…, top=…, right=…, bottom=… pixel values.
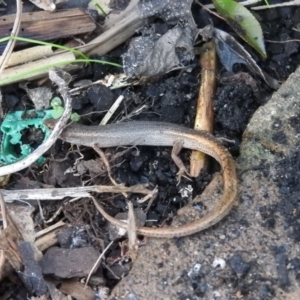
left=45, top=120, right=238, bottom=238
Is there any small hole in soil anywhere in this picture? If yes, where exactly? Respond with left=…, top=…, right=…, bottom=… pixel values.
left=20, top=126, right=45, bottom=149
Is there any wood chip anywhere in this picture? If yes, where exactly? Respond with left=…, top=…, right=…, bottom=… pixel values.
left=0, top=8, right=96, bottom=52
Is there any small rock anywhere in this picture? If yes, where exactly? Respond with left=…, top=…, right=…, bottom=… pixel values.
left=258, top=284, right=274, bottom=299
left=39, top=246, right=99, bottom=278
left=107, top=262, right=131, bottom=279
left=57, top=227, right=74, bottom=248
left=275, top=250, right=290, bottom=289
left=145, top=211, right=159, bottom=227
left=130, top=156, right=144, bottom=172
left=187, top=263, right=201, bottom=278
left=212, top=257, right=226, bottom=269
left=87, top=85, right=115, bottom=111
left=229, top=253, right=251, bottom=277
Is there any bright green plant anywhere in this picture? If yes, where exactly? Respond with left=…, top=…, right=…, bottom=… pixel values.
left=0, top=37, right=122, bottom=86
left=0, top=36, right=88, bottom=59
left=212, top=0, right=267, bottom=58
left=50, top=97, right=80, bottom=122
left=91, top=0, right=107, bottom=16
left=0, top=58, right=122, bottom=86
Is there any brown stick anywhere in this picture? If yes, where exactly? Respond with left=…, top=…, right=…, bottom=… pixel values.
left=190, top=41, right=217, bottom=177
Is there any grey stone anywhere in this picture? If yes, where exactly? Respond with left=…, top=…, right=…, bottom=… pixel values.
left=39, top=246, right=99, bottom=278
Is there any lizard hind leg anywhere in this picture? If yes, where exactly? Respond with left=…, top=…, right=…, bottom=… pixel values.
left=171, top=140, right=192, bottom=185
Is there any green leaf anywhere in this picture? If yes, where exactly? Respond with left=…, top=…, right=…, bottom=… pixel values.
left=0, top=36, right=89, bottom=60
left=51, top=106, right=64, bottom=119
left=212, top=0, right=266, bottom=58
left=50, top=97, right=62, bottom=107
left=70, top=113, right=80, bottom=122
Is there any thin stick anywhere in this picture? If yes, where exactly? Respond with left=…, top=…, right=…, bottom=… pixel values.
left=252, top=0, right=300, bottom=10
left=0, top=90, right=3, bottom=120
left=100, top=95, right=124, bottom=125
left=266, top=39, right=300, bottom=43
left=196, top=0, right=225, bottom=21
left=127, top=201, right=138, bottom=260
left=35, top=221, right=65, bottom=239
left=0, top=191, right=7, bottom=229
left=93, top=146, right=118, bottom=186
left=0, top=250, right=6, bottom=281
left=0, top=0, right=22, bottom=76
left=1, top=184, right=152, bottom=202
left=190, top=41, right=217, bottom=177
left=85, top=238, right=114, bottom=287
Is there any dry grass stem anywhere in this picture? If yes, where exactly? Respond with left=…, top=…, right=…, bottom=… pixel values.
left=190, top=41, right=217, bottom=177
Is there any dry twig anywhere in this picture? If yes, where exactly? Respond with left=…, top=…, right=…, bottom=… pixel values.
left=2, top=184, right=152, bottom=202
left=0, top=0, right=22, bottom=76
left=190, top=41, right=217, bottom=177
left=127, top=201, right=138, bottom=260
left=85, top=239, right=114, bottom=287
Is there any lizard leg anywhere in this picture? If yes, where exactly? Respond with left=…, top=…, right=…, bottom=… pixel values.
left=171, top=140, right=191, bottom=184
